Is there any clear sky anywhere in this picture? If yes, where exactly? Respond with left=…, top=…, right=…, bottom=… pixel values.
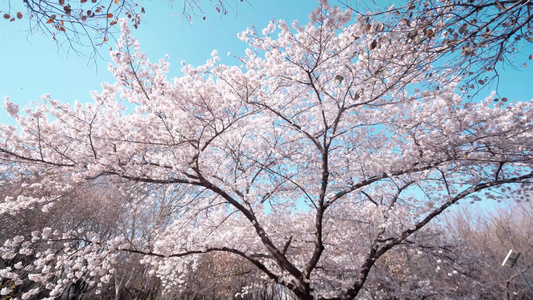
left=1, top=0, right=532, bottom=125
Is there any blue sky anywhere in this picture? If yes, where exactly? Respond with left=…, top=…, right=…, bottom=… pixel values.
left=1, top=0, right=532, bottom=125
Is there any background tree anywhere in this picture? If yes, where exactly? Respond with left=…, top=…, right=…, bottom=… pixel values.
left=1, top=1, right=533, bottom=299
left=441, top=203, right=533, bottom=299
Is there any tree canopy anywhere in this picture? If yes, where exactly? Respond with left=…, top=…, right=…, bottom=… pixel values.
left=1, top=1, right=533, bottom=299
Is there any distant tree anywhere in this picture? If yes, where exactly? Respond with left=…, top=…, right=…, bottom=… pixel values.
left=441, top=203, right=533, bottom=299
left=2, top=1, right=533, bottom=299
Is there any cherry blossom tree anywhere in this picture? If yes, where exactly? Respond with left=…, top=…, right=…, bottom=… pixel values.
left=1, top=1, right=533, bottom=299
left=0, top=176, right=170, bottom=299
